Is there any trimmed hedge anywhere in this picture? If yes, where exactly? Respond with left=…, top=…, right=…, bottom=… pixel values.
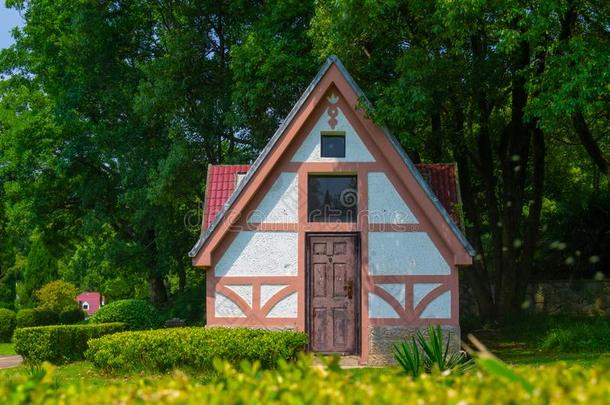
left=14, top=323, right=126, bottom=364
left=89, top=299, right=160, bottom=330
left=0, top=308, right=16, bottom=342
left=86, top=327, right=308, bottom=372
left=59, top=308, right=86, bottom=325
left=2, top=357, right=610, bottom=404
left=15, top=308, right=59, bottom=328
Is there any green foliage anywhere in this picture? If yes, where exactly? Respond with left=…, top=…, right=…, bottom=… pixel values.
left=159, top=285, right=205, bottom=326
left=0, top=308, right=17, bottom=342
left=13, top=323, right=126, bottom=364
left=393, top=336, right=422, bottom=378
left=58, top=309, right=86, bottom=325
left=15, top=309, right=38, bottom=328
left=393, top=326, right=473, bottom=377
left=15, top=308, right=59, bottom=328
left=0, top=0, right=608, bottom=323
left=86, top=327, right=309, bottom=373
left=89, top=299, right=160, bottom=330
left=34, top=280, right=79, bottom=314
left=2, top=355, right=610, bottom=404
left=500, top=315, right=610, bottom=353
left=17, top=238, right=59, bottom=309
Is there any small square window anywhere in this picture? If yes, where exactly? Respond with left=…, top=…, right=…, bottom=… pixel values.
left=321, top=132, right=345, bottom=158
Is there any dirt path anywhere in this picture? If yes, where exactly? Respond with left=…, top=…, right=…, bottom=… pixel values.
left=0, top=355, right=23, bottom=369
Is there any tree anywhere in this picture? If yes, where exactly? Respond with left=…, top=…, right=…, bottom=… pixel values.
left=34, top=280, right=79, bottom=313
left=309, top=0, right=608, bottom=320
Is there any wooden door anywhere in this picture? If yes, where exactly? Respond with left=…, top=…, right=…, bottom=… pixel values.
left=307, top=234, right=359, bottom=354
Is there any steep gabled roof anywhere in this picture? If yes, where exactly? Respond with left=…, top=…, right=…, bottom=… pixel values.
left=189, top=56, right=475, bottom=261
left=202, top=163, right=463, bottom=228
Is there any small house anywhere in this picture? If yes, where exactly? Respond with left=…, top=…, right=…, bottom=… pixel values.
left=76, top=292, right=104, bottom=316
left=190, top=56, right=474, bottom=365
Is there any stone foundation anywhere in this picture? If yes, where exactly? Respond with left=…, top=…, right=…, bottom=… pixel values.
left=367, top=325, right=461, bottom=366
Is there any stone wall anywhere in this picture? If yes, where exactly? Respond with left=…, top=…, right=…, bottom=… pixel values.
left=460, top=280, right=610, bottom=318
left=367, top=325, right=460, bottom=366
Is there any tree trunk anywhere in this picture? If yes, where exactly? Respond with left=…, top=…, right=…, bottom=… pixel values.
left=449, top=103, right=495, bottom=322
left=149, top=274, right=168, bottom=305
left=573, top=111, right=610, bottom=182
left=428, top=108, right=443, bottom=161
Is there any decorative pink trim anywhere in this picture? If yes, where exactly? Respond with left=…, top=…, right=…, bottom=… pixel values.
left=326, top=92, right=340, bottom=129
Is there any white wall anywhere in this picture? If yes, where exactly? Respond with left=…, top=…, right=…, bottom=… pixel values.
left=368, top=232, right=451, bottom=275
left=420, top=291, right=451, bottom=319
left=377, top=283, right=405, bottom=308
left=260, top=284, right=288, bottom=307
left=267, top=292, right=298, bottom=318
left=215, top=231, right=298, bottom=277
left=248, top=172, right=298, bottom=224
left=413, top=283, right=441, bottom=307
left=225, top=284, right=253, bottom=308
left=368, top=172, right=418, bottom=224
left=368, top=292, right=400, bottom=318
left=291, top=106, right=375, bottom=162
left=215, top=292, right=246, bottom=318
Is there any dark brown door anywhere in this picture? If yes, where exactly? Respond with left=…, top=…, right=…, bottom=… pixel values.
left=307, top=234, right=359, bottom=354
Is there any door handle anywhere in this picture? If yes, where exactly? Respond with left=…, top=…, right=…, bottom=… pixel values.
left=346, top=281, right=353, bottom=299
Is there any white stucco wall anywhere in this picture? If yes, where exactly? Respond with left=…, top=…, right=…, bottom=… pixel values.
left=225, top=284, right=253, bottom=308
left=377, top=283, right=405, bottom=308
left=291, top=106, right=375, bottom=162
left=368, top=172, right=418, bottom=224
left=413, top=283, right=442, bottom=307
left=368, top=292, right=400, bottom=318
left=420, top=291, right=451, bottom=319
left=215, top=231, right=298, bottom=277
left=368, top=232, right=450, bottom=275
left=260, top=284, right=288, bottom=308
left=267, top=292, right=298, bottom=318
left=215, top=292, right=246, bottom=318
left=248, top=172, right=298, bottom=224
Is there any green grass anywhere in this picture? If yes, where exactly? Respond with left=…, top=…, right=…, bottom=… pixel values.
left=0, top=343, right=15, bottom=356
left=0, top=361, right=219, bottom=386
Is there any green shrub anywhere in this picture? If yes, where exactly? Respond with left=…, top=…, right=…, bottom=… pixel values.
left=394, top=325, right=473, bottom=377
left=2, top=356, right=610, bottom=404
left=34, top=280, right=79, bottom=313
left=15, top=308, right=59, bottom=328
left=0, top=308, right=17, bottom=342
left=59, top=308, right=86, bottom=325
left=16, top=309, right=38, bottom=328
left=14, top=323, right=126, bottom=364
left=33, top=309, right=59, bottom=326
left=500, top=315, right=610, bottom=352
left=86, top=327, right=308, bottom=373
left=89, top=299, right=159, bottom=330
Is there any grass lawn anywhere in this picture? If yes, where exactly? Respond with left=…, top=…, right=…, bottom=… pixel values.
left=0, top=343, right=15, bottom=356
left=0, top=360, right=220, bottom=387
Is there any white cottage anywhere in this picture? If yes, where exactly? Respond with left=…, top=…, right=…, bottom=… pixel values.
left=190, top=56, right=474, bottom=365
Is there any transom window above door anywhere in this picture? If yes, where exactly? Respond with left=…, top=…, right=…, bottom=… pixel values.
left=320, top=132, right=346, bottom=158
left=308, top=175, right=358, bottom=222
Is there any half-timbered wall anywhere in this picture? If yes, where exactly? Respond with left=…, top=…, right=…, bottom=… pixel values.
left=203, top=75, right=462, bottom=364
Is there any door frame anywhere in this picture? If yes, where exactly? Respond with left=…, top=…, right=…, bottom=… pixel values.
left=305, top=232, right=361, bottom=355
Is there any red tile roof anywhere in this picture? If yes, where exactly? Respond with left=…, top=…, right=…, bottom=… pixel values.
left=202, top=163, right=462, bottom=229
left=414, top=163, right=461, bottom=225
left=202, top=164, right=250, bottom=230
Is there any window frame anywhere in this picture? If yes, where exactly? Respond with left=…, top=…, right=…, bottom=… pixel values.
left=320, top=131, right=346, bottom=158
left=307, top=173, right=358, bottom=223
